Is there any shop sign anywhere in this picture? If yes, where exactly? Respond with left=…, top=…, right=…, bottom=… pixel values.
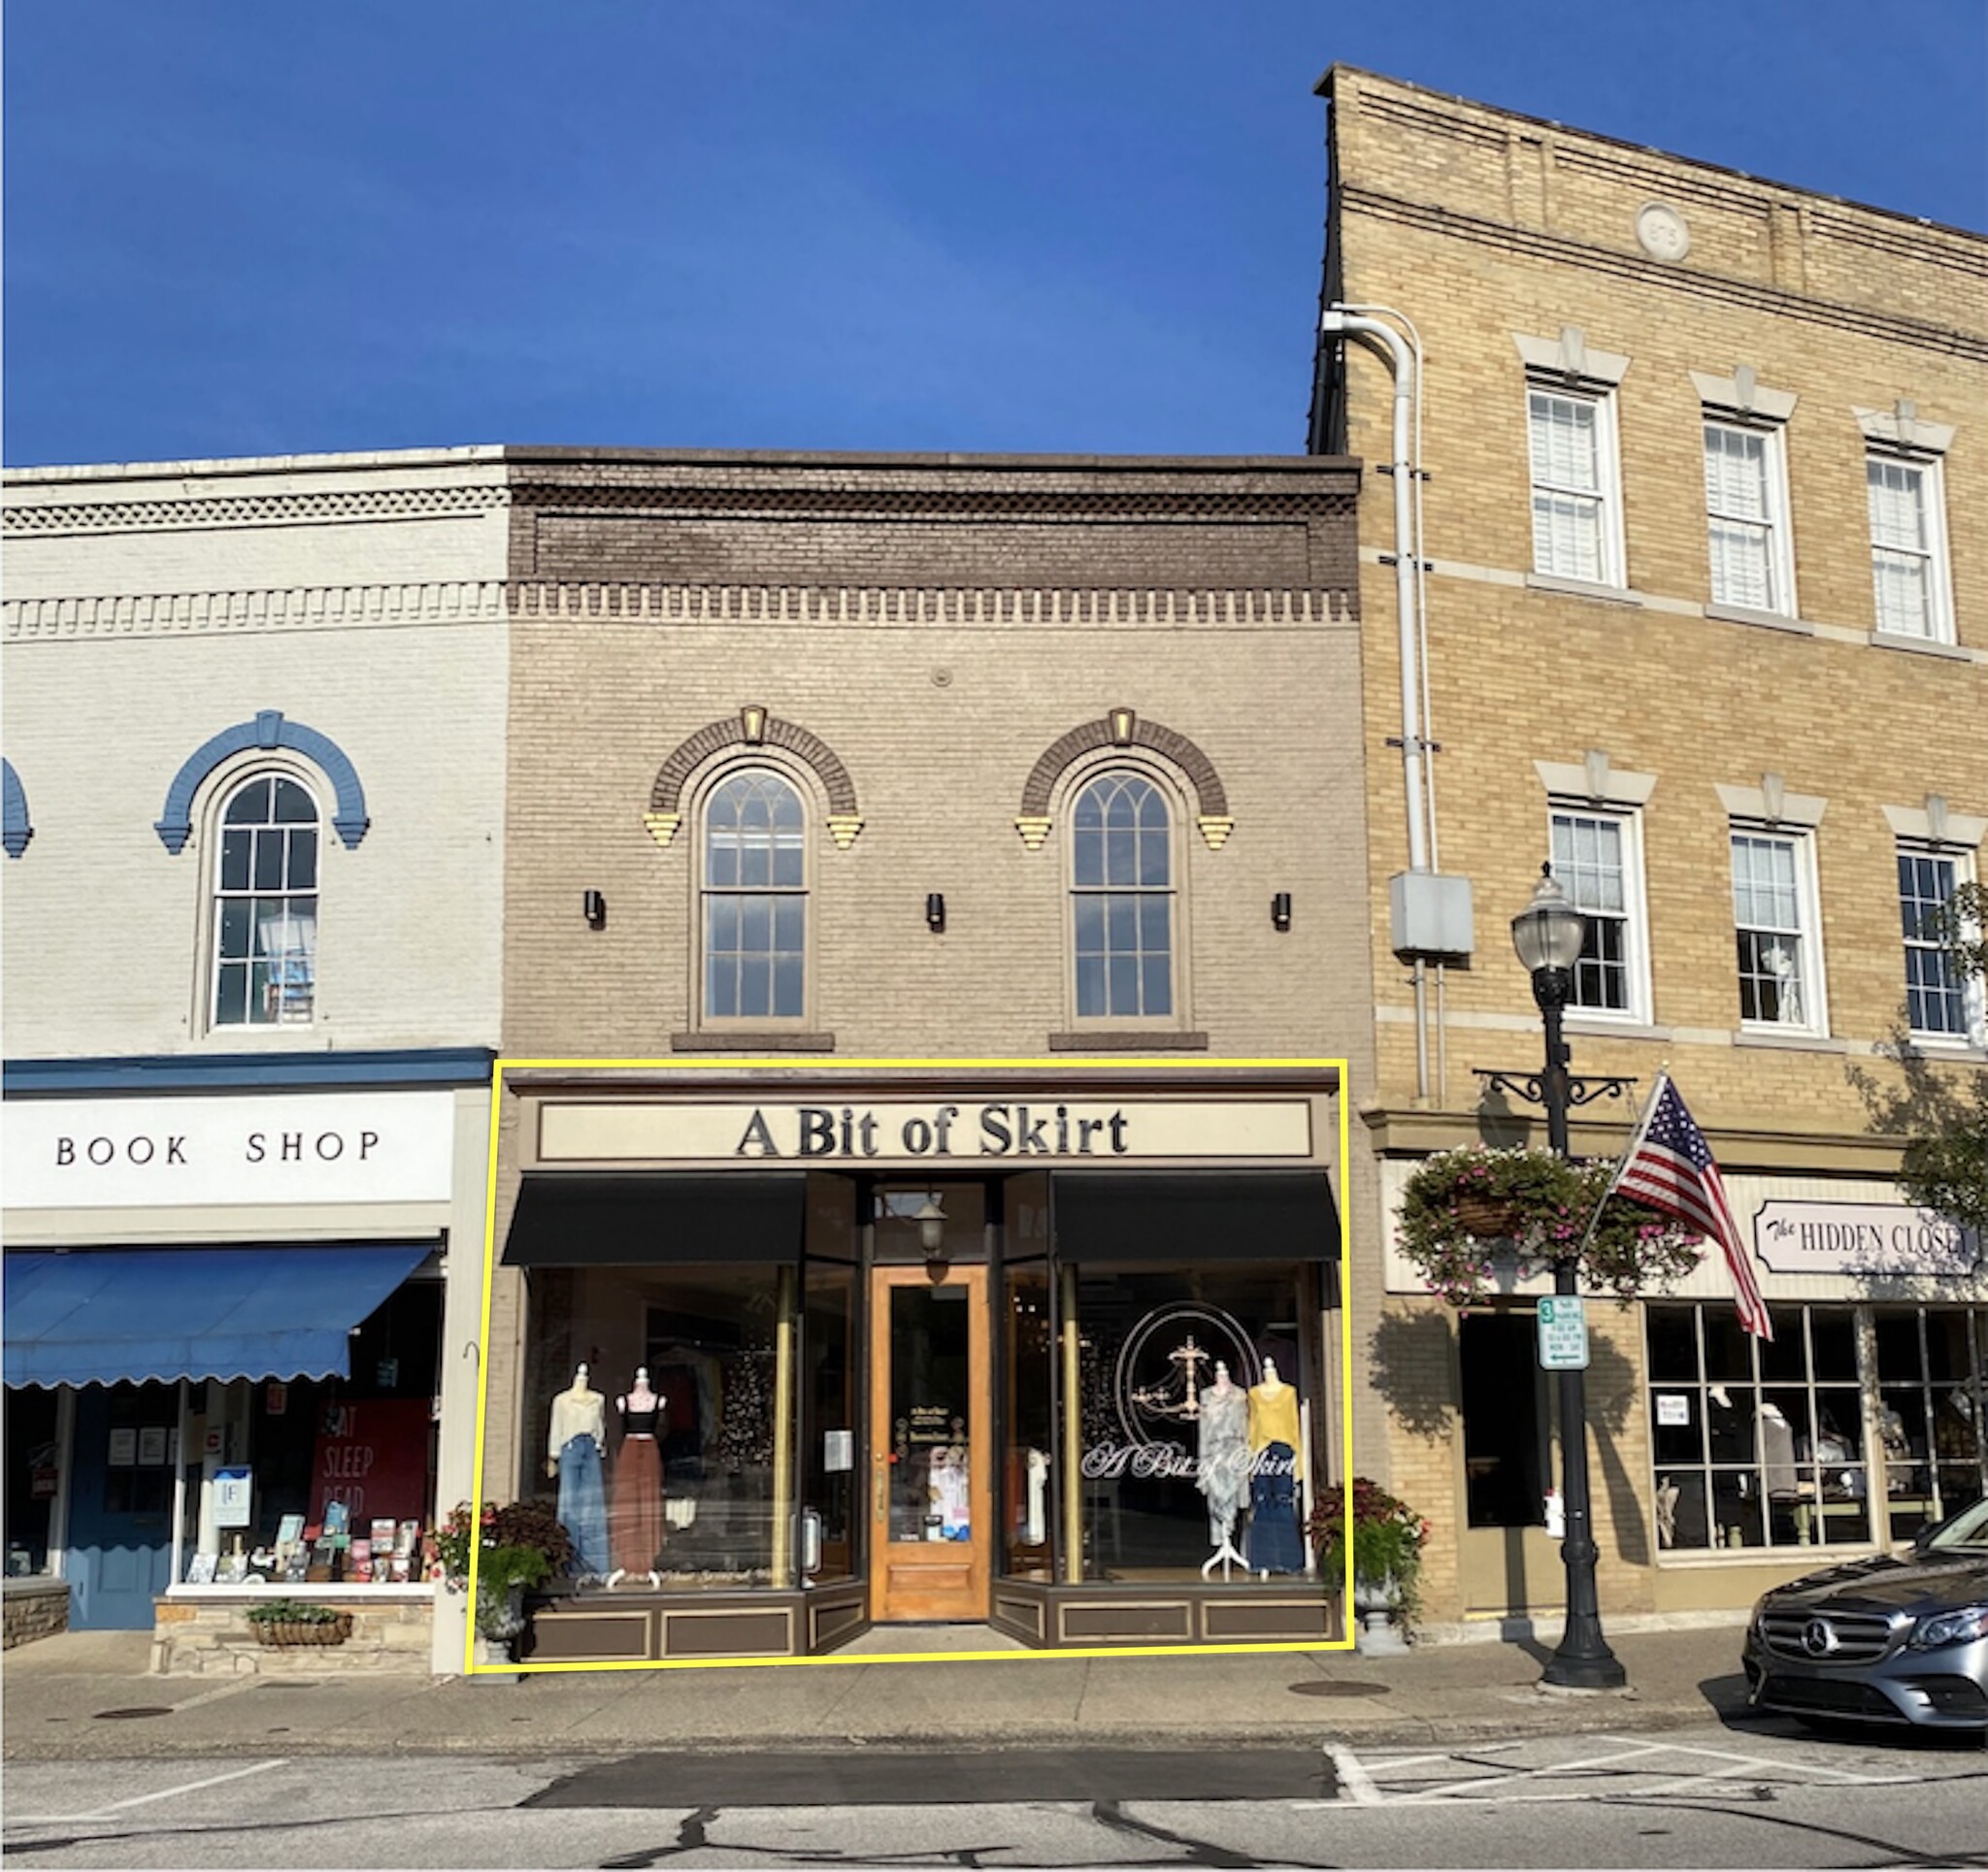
left=1752, top=1200, right=1981, bottom=1277
left=539, top=1098, right=1315, bottom=1165
left=3, top=1091, right=456, bottom=1210
left=1537, top=1296, right=1589, bottom=1371
left=214, top=1467, right=253, bottom=1528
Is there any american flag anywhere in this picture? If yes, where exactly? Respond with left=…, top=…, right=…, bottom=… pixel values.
left=1610, top=1073, right=1773, bottom=1340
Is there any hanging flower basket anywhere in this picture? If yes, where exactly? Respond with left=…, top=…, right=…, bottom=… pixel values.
left=1449, top=1192, right=1522, bottom=1239
left=1398, top=1145, right=1705, bottom=1305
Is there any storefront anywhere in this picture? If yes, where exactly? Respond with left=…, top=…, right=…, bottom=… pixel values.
left=486, top=1067, right=1346, bottom=1661
left=2, top=1053, right=494, bottom=1671
left=1382, top=1162, right=1988, bottom=1620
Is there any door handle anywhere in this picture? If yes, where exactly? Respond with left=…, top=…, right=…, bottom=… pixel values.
left=874, top=1458, right=887, bottom=1523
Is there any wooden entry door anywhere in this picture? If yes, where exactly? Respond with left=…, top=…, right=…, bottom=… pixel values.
left=868, top=1264, right=992, bottom=1621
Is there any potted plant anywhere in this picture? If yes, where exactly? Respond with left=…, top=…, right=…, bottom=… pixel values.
left=1309, top=1476, right=1429, bottom=1652
left=436, top=1500, right=576, bottom=1661
left=245, top=1597, right=353, bottom=1648
left=1397, top=1145, right=1703, bottom=1306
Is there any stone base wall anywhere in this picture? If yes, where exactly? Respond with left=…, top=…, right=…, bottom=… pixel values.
left=2, top=1580, right=71, bottom=1649
left=150, top=1596, right=434, bottom=1675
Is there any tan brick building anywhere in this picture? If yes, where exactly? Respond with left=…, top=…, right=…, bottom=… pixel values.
left=1310, top=68, right=1988, bottom=1629
left=482, top=450, right=1375, bottom=1659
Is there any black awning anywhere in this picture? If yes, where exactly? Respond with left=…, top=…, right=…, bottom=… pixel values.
left=503, top=1173, right=807, bottom=1266
left=1050, top=1170, right=1338, bottom=1264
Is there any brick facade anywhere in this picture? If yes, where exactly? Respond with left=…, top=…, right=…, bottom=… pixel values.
left=1314, top=68, right=1988, bottom=1626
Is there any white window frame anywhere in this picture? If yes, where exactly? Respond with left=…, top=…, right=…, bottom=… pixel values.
left=1547, top=802, right=1652, bottom=1025
left=1703, top=417, right=1798, bottom=618
left=1865, top=448, right=1955, bottom=645
left=1896, top=843, right=1984, bottom=1046
left=1728, top=823, right=1829, bottom=1038
left=207, top=767, right=321, bottom=1034
left=1515, top=330, right=1630, bottom=592
left=693, top=761, right=814, bottom=1030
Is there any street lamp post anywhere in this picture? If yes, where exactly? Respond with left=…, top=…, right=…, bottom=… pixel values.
left=1508, top=865, right=1628, bottom=1691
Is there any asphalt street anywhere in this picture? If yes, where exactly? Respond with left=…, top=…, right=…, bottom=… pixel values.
left=3, top=1721, right=1984, bottom=1869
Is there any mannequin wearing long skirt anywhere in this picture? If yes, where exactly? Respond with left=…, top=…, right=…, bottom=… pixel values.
left=1197, top=1363, right=1250, bottom=1579
left=607, top=1367, right=665, bottom=1589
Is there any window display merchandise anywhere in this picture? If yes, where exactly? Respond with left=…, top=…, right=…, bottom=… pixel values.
left=608, top=1368, right=665, bottom=1588
left=547, top=1365, right=610, bottom=1581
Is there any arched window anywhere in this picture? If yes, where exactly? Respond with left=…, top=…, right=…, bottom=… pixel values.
left=1071, top=772, right=1174, bottom=1019
left=702, top=769, right=807, bottom=1021
left=212, top=773, right=319, bottom=1028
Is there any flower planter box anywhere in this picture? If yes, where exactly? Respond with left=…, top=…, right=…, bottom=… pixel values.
left=250, top=1614, right=352, bottom=1648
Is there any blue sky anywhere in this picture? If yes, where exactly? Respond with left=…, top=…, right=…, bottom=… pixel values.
left=5, top=1, right=1983, bottom=466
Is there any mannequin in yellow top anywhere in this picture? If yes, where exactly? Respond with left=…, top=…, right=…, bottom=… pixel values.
left=1246, top=1357, right=1302, bottom=1453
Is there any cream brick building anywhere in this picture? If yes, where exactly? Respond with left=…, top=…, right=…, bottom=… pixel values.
left=2, top=453, right=506, bottom=1667
left=1310, top=68, right=1988, bottom=1627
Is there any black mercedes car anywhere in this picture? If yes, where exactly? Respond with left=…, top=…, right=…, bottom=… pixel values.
left=1743, top=1495, right=1988, bottom=1733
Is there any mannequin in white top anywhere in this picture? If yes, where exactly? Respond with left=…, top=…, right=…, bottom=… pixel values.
left=546, top=1363, right=606, bottom=1475
left=607, top=1368, right=665, bottom=1589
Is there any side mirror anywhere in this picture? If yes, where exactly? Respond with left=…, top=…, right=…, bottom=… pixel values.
left=1910, top=1524, right=1938, bottom=1556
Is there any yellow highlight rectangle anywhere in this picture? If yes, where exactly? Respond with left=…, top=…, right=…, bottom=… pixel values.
left=468, top=1056, right=1356, bottom=1673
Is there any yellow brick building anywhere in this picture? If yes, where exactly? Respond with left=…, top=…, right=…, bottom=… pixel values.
left=1310, top=69, right=1988, bottom=1628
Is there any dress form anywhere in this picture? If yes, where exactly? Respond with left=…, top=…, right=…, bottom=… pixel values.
left=1198, top=1361, right=1249, bottom=1580
left=547, top=1364, right=611, bottom=1581
left=608, top=1366, right=664, bottom=1589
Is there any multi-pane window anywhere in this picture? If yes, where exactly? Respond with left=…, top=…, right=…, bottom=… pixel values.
left=1072, top=772, right=1174, bottom=1020
left=1704, top=420, right=1792, bottom=614
left=1899, top=848, right=1972, bottom=1038
left=1731, top=830, right=1818, bottom=1032
left=1550, top=809, right=1641, bottom=1017
left=213, top=774, right=318, bottom=1028
left=1867, top=452, right=1952, bottom=642
left=702, top=770, right=805, bottom=1021
left=1646, top=1304, right=1869, bottom=1553
left=1528, top=388, right=1619, bottom=584
left=1873, top=1307, right=1988, bottom=1542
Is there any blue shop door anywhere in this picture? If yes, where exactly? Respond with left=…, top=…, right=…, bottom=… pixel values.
left=66, top=1385, right=176, bottom=1629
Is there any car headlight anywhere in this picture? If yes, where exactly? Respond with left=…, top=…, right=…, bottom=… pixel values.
left=1908, top=1604, right=1988, bottom=1650
left=1747, top=1594, right=1771, bottom=1638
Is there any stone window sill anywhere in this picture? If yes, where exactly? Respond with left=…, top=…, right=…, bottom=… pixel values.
left=1734, top=1029, right=1846, bottom=1054
left=1871, top=630, right=1975, bottom=663
left=1564, top=1018, right=1672, bottom=1043
left=671, top=1032, right=836, bottom=1053
left=1047, top=1031, right=1209, bottom=1052
left=1525, top=572, right=1644, bottom=608
left=1706, top=601, right=1815, bottom=637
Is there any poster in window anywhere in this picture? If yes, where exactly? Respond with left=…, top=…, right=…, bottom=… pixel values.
left=137, top=1428, right=169, bottom=1466
left=307, top=1397, right=432, bottom=1529
left=214, top=1467, right=253, bottom=1528
left=1656, top=1395, right=1692, bottom=1428
left=107, top=1429, right=137, bottom=1467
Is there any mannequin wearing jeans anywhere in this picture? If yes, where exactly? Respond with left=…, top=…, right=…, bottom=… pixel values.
left=547, top=1363, right=610, bottom=1580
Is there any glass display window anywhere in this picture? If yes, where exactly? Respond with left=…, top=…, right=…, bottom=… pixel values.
left=1067, top=1263, right=1318, bottom=1585
left=1873, top=1305, right=1987, bottom=1540
left=517, top=1264, right=793, bottom=1591
left=1646, top=1303, right=1868, bottom=1555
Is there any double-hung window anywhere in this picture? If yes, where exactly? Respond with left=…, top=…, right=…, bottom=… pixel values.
left=1549, top=806, right=1646, bottom=1020
left=702, top=769, right=807, bottom=1022
left=1516, top=329, right=1629, bottom=590
left=1528, top=388, right=1620, bottom=585
left=1071, top=772, right=1175, bottom=1020
left=1730, top=828, right=1824, bottom=1034
left=1898, top=846, right=1977, bottom=1041
left=213, top=773, right=318, bottom=1028
left=1867, top=451, right=1953, bottom=643
left=1704, top=420, right=1794, bottom=615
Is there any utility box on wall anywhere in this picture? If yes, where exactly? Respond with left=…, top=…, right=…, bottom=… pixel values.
left=1389, top=870, right=1474, bottom=965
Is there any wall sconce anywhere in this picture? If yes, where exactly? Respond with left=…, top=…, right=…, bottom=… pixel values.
left=914, top=1195, right=947, bottom=1268
left=583, top=890, right=608, bottom=930
left=925, top=892, right=946, bottom=934
left=1271, top=891, right=1293, bottom=933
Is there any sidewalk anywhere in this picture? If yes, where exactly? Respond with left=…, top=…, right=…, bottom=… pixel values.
left=2, top=1618, right=1754, bottom=1762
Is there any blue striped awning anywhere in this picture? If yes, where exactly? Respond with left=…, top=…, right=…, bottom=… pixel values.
left=3, top=1245, right=432, bottom=1388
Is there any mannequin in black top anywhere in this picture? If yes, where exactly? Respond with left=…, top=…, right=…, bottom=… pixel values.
left=607, top=1367, right=665, bottom=1588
